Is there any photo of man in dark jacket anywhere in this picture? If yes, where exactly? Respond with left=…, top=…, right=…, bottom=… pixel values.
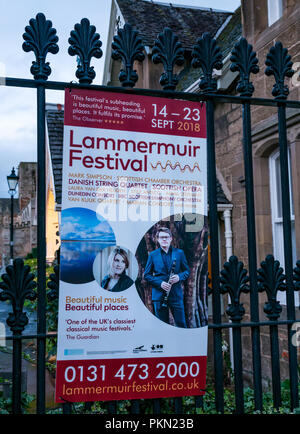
left=143, top=227, right=190, bottom=327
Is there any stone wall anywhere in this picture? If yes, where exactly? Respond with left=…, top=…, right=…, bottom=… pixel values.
left=0, top=162, right=37, bottom=266
left=18, top=162, right=37, bottom=212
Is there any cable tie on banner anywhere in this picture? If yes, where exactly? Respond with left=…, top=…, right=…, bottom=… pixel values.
left=199, top=388, right=215, bottom=400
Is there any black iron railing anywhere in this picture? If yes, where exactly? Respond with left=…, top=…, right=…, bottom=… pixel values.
left=0, top=13, right=300, bottom=414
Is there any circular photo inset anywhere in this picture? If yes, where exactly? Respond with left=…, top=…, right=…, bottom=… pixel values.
left=60, top=207, right=116, bottom=284
left=135, top=213, right=208, bottom=328
left=93, top=245, right=138, bottom=292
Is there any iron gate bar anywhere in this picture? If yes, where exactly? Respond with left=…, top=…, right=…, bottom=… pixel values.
left=1, top=13, right=300, bottom=414
left=107, top=401, right=117, bottom=413
left=206, top=98, right=224, bottom=414
left=2, top=76, right=300, bottom=109
left=153, top=398, right=161, bottom=414
left=278, top=103, right=299, bottom=410
left=208, top=319, right=299, bottom=328
left=270, top=323, right=282, bottom=409
left=4, top=317, right=299, bottom=343
left=130, top=399, right=140, bottom=414
left=229, top=36, right=264, bottom=412
left=36, top=84, right=47, bottom=414
left=63, top=402, right=72, bottom=414
left=189, top=32, right=225, bottom=412
left=5, top=333, right=59, bottom=340
left=189, top=30, right=226, bottom=415
left=174, top=397, right=183, bottom=413
left=232, top=326, right=244, bottom=413
left=265, top=39, right=299, bottom=409
left=12, top=332, right=22, bottom=414
left=242, top=99, right=263, bottom=412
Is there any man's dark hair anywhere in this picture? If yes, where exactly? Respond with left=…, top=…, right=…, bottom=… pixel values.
left=156, top=227, right=172, bottom=238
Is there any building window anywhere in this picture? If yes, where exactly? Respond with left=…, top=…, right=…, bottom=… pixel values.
left=267, top=0, right=283, bottom=26
left=269, top=148, right=297, bottom=305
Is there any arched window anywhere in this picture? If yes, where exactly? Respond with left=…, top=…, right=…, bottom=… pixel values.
left=269, top=148, right=297, bottom=304
left=267, top=0, right=283, bottom=26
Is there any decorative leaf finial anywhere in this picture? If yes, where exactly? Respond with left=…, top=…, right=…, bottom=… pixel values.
left=293, top=261, right=300, bottom=309
left=294, top=260, right=300, bottom=288
left=22, top=13, right=59, bottom=80
left=68, top=18, right=103, bottom=84
left=152, top=27, right=185, bottom=91
left=220, top=256, right=250, bottom=322
left=0, top=259, right=37, bottom=334
left=111, top=23, right=145, bottom=88
left=265, top=42, right=294, bottom=99
left=47, top=265, right=60, bottom=301
left=257, top=255, right=285, bottom=320
left=230, top=37, right=259, bottom=97
left=191, top=32, right=223, bottom=93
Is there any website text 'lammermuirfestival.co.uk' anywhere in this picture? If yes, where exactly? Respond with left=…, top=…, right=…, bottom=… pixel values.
left=61, top=377, right=202, bottom=398
left=55, top=357, right=207, bottom=402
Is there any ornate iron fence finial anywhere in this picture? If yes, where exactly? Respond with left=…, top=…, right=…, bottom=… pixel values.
left=293, top=260, right=300, bottom=289
left=152, top=27, right=185, bottom=91
left=293, top=260, right=300, bottom=309
left=257, top=255, right=286, bottom=320
left=230, top=37, right=259, bottom=97
left=220, top=255, right=250, bottom=322
left=191, top=32, right=223, bottom=93
left=68, top=18, right=103, bottom=84
left=22, top=13, right=59, bottom=80
left=0, top=258, right=37, bottom=334
left=265, top=41, right=294, bottom=99
left=47, top=264, right=59, bottom=301
left=111, top=23, right=145, bottom=88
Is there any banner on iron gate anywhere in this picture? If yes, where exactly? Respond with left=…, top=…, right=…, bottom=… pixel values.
left=55, top=88, right=208, bottom=403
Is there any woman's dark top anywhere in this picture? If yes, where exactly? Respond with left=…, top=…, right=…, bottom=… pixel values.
left=101, top=272, right=134, bottom=292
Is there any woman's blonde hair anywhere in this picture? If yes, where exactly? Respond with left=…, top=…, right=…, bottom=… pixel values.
left=107, top=246, right=129, bottom=276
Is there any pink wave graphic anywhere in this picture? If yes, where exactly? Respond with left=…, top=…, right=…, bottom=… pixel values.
left=150, top=160, right=201, bottom=173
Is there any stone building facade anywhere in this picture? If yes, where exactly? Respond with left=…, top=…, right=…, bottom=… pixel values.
left=103, top=0, right=232, bottom=88
left=0, top=162, right=37, bottom=267
left=212, top=0, right=300, bottom=385
left=102, top=0, right=300, bottom=387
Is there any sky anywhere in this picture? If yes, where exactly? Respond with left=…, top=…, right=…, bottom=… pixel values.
left=0, top=0, right=240, bottom=198
left=61, top=207, right=115, bottom=241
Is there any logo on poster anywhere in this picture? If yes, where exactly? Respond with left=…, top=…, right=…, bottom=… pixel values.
left=151, top=344, right=164, bottom=353
left=133, top=345, right=147, bottom=353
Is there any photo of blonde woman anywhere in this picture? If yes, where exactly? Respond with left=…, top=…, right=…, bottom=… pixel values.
left=100, top=247, right=134, bottom=292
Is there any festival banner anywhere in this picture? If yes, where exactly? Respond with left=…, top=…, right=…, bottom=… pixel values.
left=55, top=88, right=208, bottom=402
